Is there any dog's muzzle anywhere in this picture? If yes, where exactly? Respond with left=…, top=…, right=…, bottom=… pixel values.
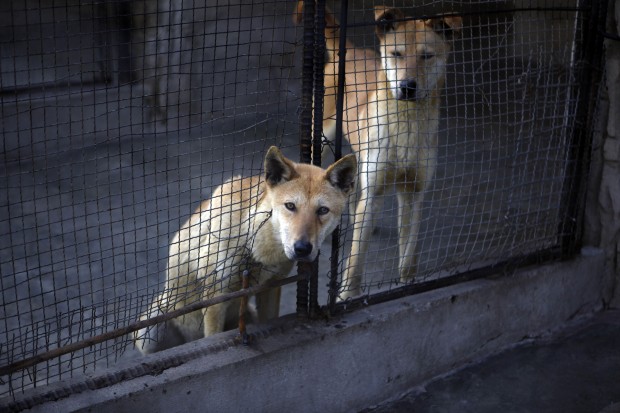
left=293, top=240, right=313, bottom=261
left=398, top=79, right=418, bottom=101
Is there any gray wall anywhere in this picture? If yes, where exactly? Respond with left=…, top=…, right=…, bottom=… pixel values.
left=585, top=0, right=620, bottom=308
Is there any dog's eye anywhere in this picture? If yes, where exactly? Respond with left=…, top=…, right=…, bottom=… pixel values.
left=420, top=52, right=435, bottom=60
left=391, top=51, right=402, bottom=58
left=317, top=206, right=330, bottom=216
left=285, top=202, right=296, bottom=211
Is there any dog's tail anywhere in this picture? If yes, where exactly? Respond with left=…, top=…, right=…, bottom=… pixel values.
left=293, top=1, right=343, bottom=63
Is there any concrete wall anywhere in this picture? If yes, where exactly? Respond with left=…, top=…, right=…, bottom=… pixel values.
left=8, top=248, right=607, bottom=413
left=585, top=0, right=620, bottom=308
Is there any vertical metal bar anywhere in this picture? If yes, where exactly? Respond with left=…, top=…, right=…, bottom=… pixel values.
left=307, top=258, right=320, bottom=318
left=328, top=0, right=349, bottom=314
left=307, top=262, right=320, bottom=318
left=299, top=0, right=315, bottom=165
left=296, top=0, right=316, bottom=319
left=313, top=0, right=326, bottom=168
left=558, top=0, right=608, bottom=256
left=328, top=226, right=342, bottom=313
left=308, top=0, right=326, bottom=319
left=117, top=1, right=133, bottom=84
left=333, top=0, right=348, bottom=162
left=238, top=270, right=250, bottom=345
left=296, top=264, right=310, bottom=319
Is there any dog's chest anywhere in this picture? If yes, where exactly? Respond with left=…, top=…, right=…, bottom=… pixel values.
left=363, top=96, right=439, bottom=146
left=376, top=109, right=438, bottom=162
left=358, top=98, right=439, bottom=191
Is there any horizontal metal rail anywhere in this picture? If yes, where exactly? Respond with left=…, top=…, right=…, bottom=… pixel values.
left=333, top=247, right=563, bottom=314
left=0, top=274, right=303, bottom=377
left=326, top=6, right=587, bottom=30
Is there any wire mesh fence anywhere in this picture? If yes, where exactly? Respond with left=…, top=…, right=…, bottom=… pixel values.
left=0, top=0, right=607, bottom=403
left=0, top=0, right=304, bottom=399
left=328, top=0, right=605, bottom=302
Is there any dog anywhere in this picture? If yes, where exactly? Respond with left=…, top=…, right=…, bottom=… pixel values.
left=295, top=3, right=462, bottom=299
left=134, top=147, right=356, bottom=354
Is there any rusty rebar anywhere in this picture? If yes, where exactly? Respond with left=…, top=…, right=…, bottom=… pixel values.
left=238, top=270, right=251, bottom=345
left=0, top=275, right=302, bottom=377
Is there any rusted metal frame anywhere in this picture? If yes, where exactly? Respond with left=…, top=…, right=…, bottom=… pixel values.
left=332, top=247, right=562, bottom=315
left=323, top=3, right=600, bottom=312
left=337, top=7, right=585, bottom=31
left=558, top=0, right=608, bottom=257
left=296, top=0, right=316, bottom=319
left=328, top=0, right=349, bottom=315
left=0, top=275, right=303, bottom=377
left=238, top=270, right=251, bottom=344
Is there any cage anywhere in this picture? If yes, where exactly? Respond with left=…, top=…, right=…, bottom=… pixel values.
left=0, top=0, right=607, bottom=403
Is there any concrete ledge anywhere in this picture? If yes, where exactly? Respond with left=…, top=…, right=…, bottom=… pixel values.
left=12, top=248, right=607, bottom=413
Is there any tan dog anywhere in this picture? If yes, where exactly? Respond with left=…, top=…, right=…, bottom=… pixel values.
left=295, top=3, right=462, bottom=299
left=134, top=147, right=356, bottom=354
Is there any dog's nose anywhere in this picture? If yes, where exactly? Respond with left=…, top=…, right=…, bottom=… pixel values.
left=293, top=240, right=313, bottom=258
left=399, top=79, right=417, bottom=100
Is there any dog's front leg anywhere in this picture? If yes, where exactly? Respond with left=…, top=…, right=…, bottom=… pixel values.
left=341, top=169, right=380, bottom=299
left=202, top=301, right=231, bottom=337
left=255, top=286, right=282, bottom=323
left=397, top=190, right=424, bottom=283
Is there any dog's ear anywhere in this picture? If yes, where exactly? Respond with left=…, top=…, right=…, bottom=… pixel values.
left=425, top=14, right=463, bottom=41
left=325, top=154, right=357, bottom=194
left=264, top=147, right=299, bottom=186
left=293, top=0, right=304, bottom=25
left=374, top=6, right=404, bottom=38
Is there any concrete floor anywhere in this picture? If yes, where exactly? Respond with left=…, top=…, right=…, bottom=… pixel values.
left=364, top=311, right=620, bottom=413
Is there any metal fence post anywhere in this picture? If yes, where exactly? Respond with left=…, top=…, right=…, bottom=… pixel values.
left=328, top=0, right=349, bottom=315
left=297, top=0, right=326, bottom=320
left=558, top=0, right=608, bottom=256
left=297, top=0, right=316, bottom=319
left=309, top=0, right=326, bottom=318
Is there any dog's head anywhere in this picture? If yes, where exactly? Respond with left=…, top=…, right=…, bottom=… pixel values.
left=374, top=7, right=462, bottom=101
left=263, top=147, right=356, bottom=262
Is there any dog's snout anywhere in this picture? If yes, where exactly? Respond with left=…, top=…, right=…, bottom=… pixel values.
left=399, top=79, right=417, bottom=101
left=293, top=240, right=313, bottom=259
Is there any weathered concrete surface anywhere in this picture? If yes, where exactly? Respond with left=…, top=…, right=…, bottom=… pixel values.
left=365, top=310, right=620, bottom=413
left=585, top=0, right=620, bottom=308
left=604, top=0, right=620, bottom=308
left=9, top=247, right=607, bottom=413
